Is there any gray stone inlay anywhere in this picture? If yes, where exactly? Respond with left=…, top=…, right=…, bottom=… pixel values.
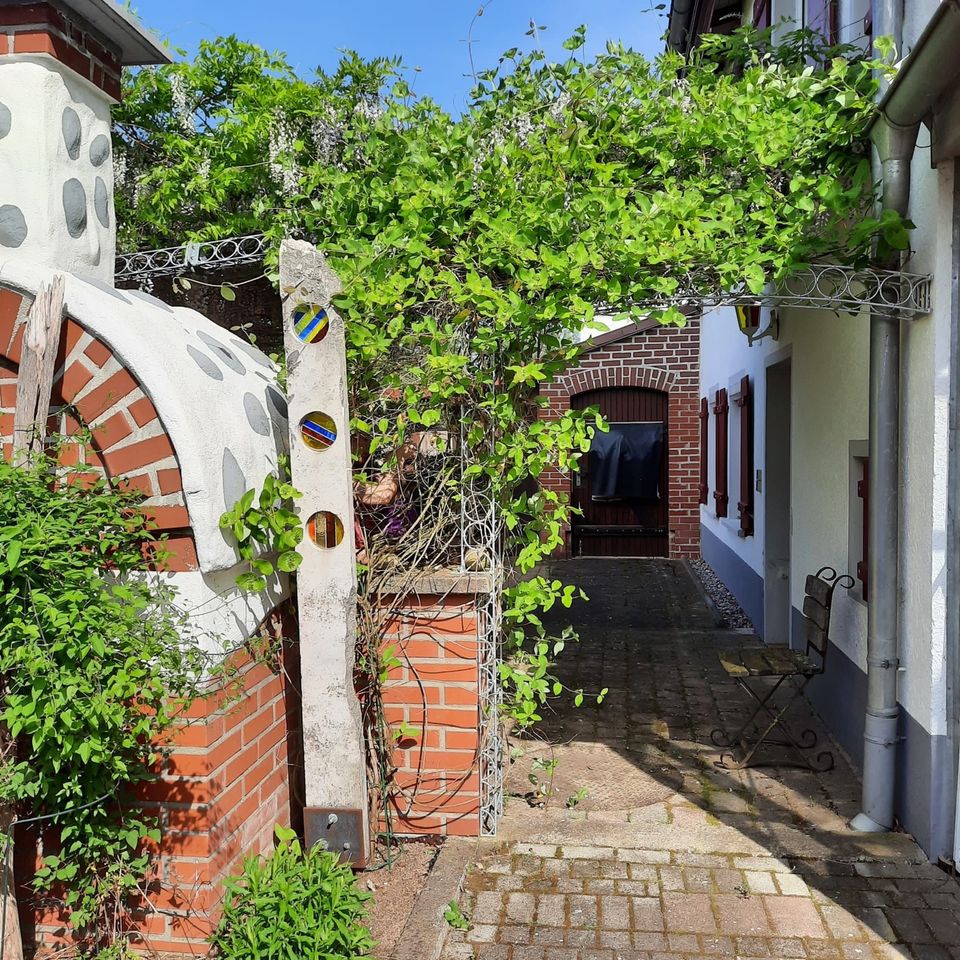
left=89, top=134, right=110, bottom=167
left=62, top=107, right=82, bottom=160
left=197, top=330, right=246, bottom=375
left=0, top=205, right=27, bottom=248
left=81, top=277, right=130, bottom=302
left=230, top=337, right=274, bottom=369
left=62, top=179, right=87, bottom=238
left=221, top=448, right=247, bottom=510
left=94, top=178, right=109, bottom=228
left=0, top=102, right=10, bottom=140
left=243, top=392, right=271, bottom=437
left=266, top=386, right=288, bottom=420
left=125, top=289, right=175, bottom=312
left=186, top=344, right=223, bottom=381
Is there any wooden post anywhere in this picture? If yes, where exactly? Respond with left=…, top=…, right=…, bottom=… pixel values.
left=12, top=275, right=65, bottom=460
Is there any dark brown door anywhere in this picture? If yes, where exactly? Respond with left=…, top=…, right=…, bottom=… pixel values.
left=571, top=387, right=669, bottom=557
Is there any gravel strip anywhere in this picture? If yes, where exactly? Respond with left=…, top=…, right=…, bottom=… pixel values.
left=690, top=558, right=754, bottom=630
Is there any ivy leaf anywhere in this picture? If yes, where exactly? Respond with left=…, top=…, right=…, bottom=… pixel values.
left=277, top=551, right=302, bottom=573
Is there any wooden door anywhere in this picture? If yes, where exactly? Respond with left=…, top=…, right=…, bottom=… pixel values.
left=571, top=387, right=669, bottom=557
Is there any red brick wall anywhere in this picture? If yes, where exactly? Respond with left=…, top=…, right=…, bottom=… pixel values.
left=538, top=319, right=701, bottom=559
left=2, top=286, right=301, bottom=954
left=0, top=2, right=123, bottom=100
left=378, top=593, right=482, bottom=837
left=19, top=614, right=302, bottom=955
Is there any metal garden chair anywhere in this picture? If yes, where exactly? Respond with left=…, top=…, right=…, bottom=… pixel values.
left=711, top=566, right=855, bottom=772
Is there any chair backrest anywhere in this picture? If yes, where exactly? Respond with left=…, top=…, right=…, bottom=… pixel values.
left=801, top=566, right=855, bottom=670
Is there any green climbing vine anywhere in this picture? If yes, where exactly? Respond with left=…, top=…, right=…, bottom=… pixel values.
left=115, top=24, right=902, bottom=734
left=0, top=442, right=207, bottom=955
left=218, top=467, right=304, bottom=592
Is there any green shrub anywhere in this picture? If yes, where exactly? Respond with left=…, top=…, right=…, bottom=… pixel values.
left=210, top=825, right=374, bottom=959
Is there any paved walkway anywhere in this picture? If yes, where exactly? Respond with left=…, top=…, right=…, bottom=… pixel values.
left=441, top=560, right=960, bottom=960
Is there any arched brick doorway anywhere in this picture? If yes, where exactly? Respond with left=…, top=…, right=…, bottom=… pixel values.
left=571, top=386, right=669, bottom=557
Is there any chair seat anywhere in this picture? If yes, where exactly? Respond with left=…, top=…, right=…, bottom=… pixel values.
left=718, top=645, right=820, bottom=679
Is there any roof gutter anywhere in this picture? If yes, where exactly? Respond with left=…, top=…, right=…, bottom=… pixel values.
left=870, top=0, right=960, bottom=136
left=667, top=0, right=697, bottom=53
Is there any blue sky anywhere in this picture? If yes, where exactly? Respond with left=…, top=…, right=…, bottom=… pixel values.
left=132, top=1, right=669, bottom=112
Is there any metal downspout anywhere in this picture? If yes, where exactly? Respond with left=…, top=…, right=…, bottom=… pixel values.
left=851, top=0, right=918, bottom=835
left=949, top=159, right=960, bottom=865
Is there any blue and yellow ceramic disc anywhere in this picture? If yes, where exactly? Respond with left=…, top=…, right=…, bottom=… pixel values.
left=293, top=303, right=329, bottom=343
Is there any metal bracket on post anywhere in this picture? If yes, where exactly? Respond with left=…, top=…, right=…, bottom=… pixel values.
left=304, top=808, right=367, bottom=866
left=280, top=239, right=370, bottom=864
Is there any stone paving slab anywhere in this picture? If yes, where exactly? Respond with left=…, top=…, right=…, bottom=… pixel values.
left=443, top=845, right=960, bottom=960
left=433, top=561, right=960, bottom=960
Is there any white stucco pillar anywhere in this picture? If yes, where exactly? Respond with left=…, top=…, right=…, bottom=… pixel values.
left=0, top=57, right=116, bottom=282
left=280, top=239, right=369, bottom=862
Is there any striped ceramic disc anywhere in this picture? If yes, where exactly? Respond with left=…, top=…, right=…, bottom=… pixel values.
left=292, top=303, right=329, bottom=343
left=300, top=412, right=337, bottom=450
left=307, top=511, right=344, bottom=548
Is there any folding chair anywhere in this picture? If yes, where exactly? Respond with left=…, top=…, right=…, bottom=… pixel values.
left=711, top=566, right=855, bottom=772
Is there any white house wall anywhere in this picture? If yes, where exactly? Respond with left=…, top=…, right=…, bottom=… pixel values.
left=699, top=126, right=956, bottom=861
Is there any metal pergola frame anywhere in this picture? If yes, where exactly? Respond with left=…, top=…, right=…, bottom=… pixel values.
left=115, top=234, right=268, bottom=282
left=115, top=235, right=932, bottom=320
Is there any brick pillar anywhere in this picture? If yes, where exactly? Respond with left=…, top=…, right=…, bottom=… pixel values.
left=376, top=574, right=491, bottom=837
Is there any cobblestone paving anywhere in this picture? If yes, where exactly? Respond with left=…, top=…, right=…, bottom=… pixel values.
left=440, top=560, right=960, bottom=960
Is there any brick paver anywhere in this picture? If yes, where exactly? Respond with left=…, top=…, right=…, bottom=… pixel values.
left=437, top=561, right=960, bottom=960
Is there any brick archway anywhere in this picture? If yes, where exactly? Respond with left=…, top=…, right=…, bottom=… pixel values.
left=0, top=286, right=197, bottom=570
left=552, top=363, right=678, bottom=400
left=539, top=320, right=701, bottom=559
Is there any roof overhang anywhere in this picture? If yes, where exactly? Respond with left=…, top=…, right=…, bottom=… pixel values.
left=870, top=0, right=960, bottom=165
left=52, top=0, right=170, bottom=65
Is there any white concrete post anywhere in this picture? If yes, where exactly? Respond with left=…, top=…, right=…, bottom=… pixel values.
left=280, top=239, right=369, bottom=862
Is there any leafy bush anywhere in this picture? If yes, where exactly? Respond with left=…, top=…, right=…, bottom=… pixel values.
left=0, top=444, right=206, bottom=946
left=210, top=826, right=374, bottom=959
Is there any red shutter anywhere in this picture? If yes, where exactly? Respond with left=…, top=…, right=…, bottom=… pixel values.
left=857, top=459, right=869, bottom=600
left=805, top=0, right=838, bottom=42
left=699, top=397, right=709, bottom=505
left=753, top=0, right=771, bottom=28
left=713, top=388, right=729, bottom=518
left=735, top=375, right=754, bottom=537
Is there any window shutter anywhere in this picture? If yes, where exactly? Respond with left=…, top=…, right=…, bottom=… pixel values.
left=735, top=375, right=754, bottom=537
left=713, top=388, right=729, bottom=518
left=699, top=397, right=709, bottom=505
left=857, top=460, right=869, bottom=600
left=805, top=0, right=838, bottom=42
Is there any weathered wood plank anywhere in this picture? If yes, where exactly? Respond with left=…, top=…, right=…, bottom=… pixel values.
left=739, top=648, right=776, bottom=676
left=803, top=594, right=830, bottom=630
left=802, top=616, right=827, bottom=656
left=12, top=275, right=65, bottom=460
left=718, top=653, right=749, bottom=678
left=805, top=574, right=831, bottom=607
left=763, top=645, right=801, bottom=675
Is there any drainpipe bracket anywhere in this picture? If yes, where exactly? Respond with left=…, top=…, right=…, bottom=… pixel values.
left=866, top=655, right=900, bottom=670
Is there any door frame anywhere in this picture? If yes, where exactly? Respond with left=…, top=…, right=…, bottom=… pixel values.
left=763, top=354, right=792, bottom=646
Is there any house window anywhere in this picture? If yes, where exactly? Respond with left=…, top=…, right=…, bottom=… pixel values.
left=713, top=388, right=729, bottom=518
left=734, top=375, right=754, bottom=537
left=699, top=397, right=709, bottom=505
left=753, top=0, right=771, bottom=28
